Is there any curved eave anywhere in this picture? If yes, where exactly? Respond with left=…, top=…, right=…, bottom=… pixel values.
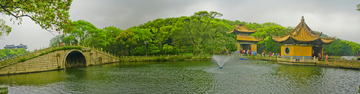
left=228, top=30, right=234, bottom=33
left=235, top=29, right=257, bottom=33
left=291, top=36, right=319, bottom=42
left=273, top=35, right=335, bottom=44
left=272, top=35, right=290, bottom=42
left=237, top=36, right=263, bottom=42
left=321, top=38, right=334, bottom=44
left=237, top=39, right=263, bottom=42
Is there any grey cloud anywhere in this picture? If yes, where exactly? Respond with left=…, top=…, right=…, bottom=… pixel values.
left=69, top=0, right=202, bottom=29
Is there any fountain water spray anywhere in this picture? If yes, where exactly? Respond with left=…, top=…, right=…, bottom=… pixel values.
left=212, top=55, right=231, bottom=69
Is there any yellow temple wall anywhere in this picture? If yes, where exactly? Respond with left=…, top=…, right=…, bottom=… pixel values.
left=251, top=44, right=257, bottom=51
left=281, top=45, right=312, bottom=56
left=236, top=44, right=241, bottom=50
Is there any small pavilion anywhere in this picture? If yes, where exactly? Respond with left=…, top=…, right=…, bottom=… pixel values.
left=272, top=16, right=334, bottom=62
left=229, top=23, right=262, bottom=54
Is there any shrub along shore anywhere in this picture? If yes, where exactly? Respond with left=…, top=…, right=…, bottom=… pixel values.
left=118, top=54, right=212, bottom=62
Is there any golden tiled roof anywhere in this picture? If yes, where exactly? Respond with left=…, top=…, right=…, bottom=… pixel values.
left=237, top=35, right=263, bottom=42
left=272, top=17, right=334, bottom=44
left=320, top=38, right=334, bottom=44
left=272, top=35, right=290, bottom=42
left=229, top=24, right=257, bottom=33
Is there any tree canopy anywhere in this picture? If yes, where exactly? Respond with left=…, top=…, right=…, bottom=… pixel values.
left=172, top=11, right=234, bottom=55
left=0, top=0, right=73, bottom=36
left=0, top=19, right=11, bottom=38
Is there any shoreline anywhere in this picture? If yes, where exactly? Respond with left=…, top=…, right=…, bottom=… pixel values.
left=245, top=55, right=360, bottom=70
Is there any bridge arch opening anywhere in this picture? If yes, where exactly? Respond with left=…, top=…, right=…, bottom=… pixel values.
left=65, top=51, right=86, bottom=67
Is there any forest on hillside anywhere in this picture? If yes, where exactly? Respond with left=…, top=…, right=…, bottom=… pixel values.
left=46, top=11, right=360, bottom=56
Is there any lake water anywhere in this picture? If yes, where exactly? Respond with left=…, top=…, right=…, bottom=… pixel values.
left=1, top=57, right=360, bottom=93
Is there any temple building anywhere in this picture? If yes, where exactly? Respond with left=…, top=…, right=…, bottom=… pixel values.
left=272, top=16, right=334, bottom=62
left=4, top=43, right=28, bottom=49
left=229, top=23, right=262, bottom=54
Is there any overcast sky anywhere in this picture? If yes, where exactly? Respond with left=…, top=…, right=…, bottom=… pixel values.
left=1, top=0, right=360, bottom=51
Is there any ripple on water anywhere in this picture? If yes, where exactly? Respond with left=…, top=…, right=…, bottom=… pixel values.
left=3, top=61, right=360, bottom=93
left=204, top=64, right=270, bottom=75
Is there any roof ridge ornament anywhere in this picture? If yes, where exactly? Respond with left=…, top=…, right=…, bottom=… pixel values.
left=301, top=16, right=304, bottom=22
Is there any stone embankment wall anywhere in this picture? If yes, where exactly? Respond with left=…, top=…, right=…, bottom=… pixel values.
left=0, top=47, right=119, bottom=75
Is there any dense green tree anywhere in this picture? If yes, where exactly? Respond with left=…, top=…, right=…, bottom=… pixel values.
left=0, top=0, right=73, bottom=34
left=135, top=18, right=180, bottom=55
left=16, top=48, right=27, bottom=55
left=0, top=51, right=6, bottom=58
left=116, top=30, right=137, bottom=55
left=63, top=20, right=100, bottom=44
left=129, top=28, right=157, bottom=55
left=49, top=34, right=73, bottom=46
left=323, top=39, right=348, bottom=55
left=250, top=24, right=289, bottom=53
left=102, top=26, right=124, bottom=54
left=82, top=29, right=107, bottom=48
left=357, top=4, right=360, bottom=11
left=323, top=39, right=360, bottom=56
left=155, top=26, right=174, bottom=52
left=0, top=19, right=11, bottom=38
left=173, top=11, right=234, bottom=55
left=1, top=48, right=16, bottom=57
left=162, top=44, right=174, bottom=55
left=0, top=48, right=27, bottom=59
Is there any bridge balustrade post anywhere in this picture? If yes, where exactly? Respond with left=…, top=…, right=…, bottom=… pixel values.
left=344, top=58, right=346, bottom=63
left=313, top=57, right=315, bottom=62
left=302, top=56, right=305, bottom=62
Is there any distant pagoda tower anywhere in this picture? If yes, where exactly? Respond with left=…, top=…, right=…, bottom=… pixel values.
left=229, top=22, right=262, bottom=54
left=272, top=16, right=334, bottom=61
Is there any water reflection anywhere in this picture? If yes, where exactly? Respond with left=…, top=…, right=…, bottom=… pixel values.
left=0, top=60, right=359, bottom=93
left=274, top=65, right=324, bottom=93
left=0, top=70, right=66, bottom=86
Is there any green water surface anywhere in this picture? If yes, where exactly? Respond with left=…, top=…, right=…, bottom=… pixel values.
left=0, top=57, right=359, bottom=93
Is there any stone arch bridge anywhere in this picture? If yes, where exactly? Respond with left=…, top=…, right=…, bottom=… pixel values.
left=0, top=46, right=119, bottom=75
